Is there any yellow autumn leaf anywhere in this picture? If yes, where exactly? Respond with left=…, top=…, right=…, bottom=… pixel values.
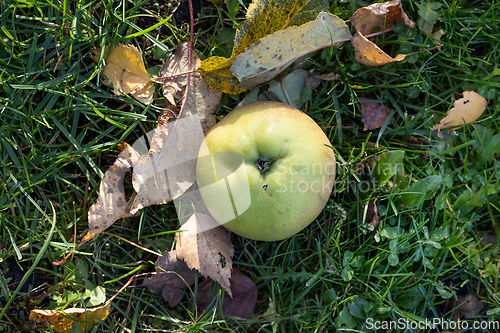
left=29, top=300, right=111, bottom=333
left=198, top=0, right=329, bottom=94
left=430, top=91, right=488, bottom=131
left=91, top=44, right=154, bottom=104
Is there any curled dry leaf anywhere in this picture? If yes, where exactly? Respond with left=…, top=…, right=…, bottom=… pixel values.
left=193, top=268, right=258, bottom=319
left=430, top=91, right=487, bottom=133
left=350, top=0, right=415, bottom=67
left=91, top=44, right=154, bottom=104
left=84, top=113, right=205, bottom=243
left=30, top=300, right=111, bottom=333
left=352, top=32, right=407, bottom=67
left=361, top=199, right=379, bottom=229
left=83, top=143, right=139, bottom=244
left=360, top=97, right=389, bottom=131
left=451, top=294, right=484, bottom=321
left=230, top=12, right=350, bottom=89
left=351, top=0, right=414, bottom=36
left=129, top=114, right=205, bottom=215
left=160, top=42, right=222, bottom=133
left=139, top=250, right=196, bottom=307
left=175, top=213, right=234, bottom=295
left=198, top=0, right=329, bottom=94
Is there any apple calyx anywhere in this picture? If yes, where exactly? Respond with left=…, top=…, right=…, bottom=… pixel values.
left=256, top=157, right=273, bottom=175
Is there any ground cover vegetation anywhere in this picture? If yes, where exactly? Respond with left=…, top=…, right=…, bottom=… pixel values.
left=0, top=0, right=499, bottom=332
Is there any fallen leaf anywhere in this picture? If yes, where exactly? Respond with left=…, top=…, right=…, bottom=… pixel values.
left=30, top=300, right=111, bottom=333
left=351, top=0, right=415, bottom=36
left=83, top=143, right=139, bottom=244
left=29, top=276, right=134, bottom=332
left=84, top=113, right=205, bottom=243
left=452, top=294, right=484, bottom=320
left=350, top=0, right=414, bottom=67
left=478, top=232, right=497, bottom=248
left=360, top=98, right=389, bottom=131
left=352, top=31, right=408, bottom=67
left=430, top=91, right=488, bottom=132
left=198, top=0, right=329, bottom=94
left=91, top=44, right=154, bottom=104
left=139, top=250, right=196, bottom=307
left=230, top=12, right=350, bottom=89
left=160, top=42, right=222, bottom=133
left=193, top=268, right=257, bottom=319
left=361, top=199, right=379, bottom=228
left=175, top=213, right=234, bottom=295
left=129, top=114, right=205, bottom=215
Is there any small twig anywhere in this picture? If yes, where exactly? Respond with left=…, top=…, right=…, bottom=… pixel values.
left=151, top=70, right=197, bottom=82
left=404, top=44, right=443, bottom=56
left=178, top=0, right=195, bottom=119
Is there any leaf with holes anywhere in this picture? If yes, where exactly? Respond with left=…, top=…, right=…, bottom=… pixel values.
left=230, top=12, right=350, bottom=89
left=175, top=213, right=234, bottom=295
left=198, top=0, right=329, bottom=94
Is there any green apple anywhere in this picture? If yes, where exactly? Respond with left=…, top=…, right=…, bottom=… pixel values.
left=196, top=101, right=335, bottom=241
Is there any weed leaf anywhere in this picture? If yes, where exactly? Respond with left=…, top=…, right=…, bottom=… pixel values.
left=397, top=175, right=442, bottom=207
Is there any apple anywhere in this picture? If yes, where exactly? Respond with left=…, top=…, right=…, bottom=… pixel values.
left=196, top=101, right=335, bottom=241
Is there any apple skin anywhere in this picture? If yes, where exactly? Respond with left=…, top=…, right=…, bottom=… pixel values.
left=196, top=101, right=335, bottom=241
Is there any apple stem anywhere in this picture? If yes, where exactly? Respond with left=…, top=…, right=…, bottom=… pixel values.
left=256, top=157, right=272, bottom=174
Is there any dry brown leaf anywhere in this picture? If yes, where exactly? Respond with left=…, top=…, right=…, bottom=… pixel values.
left=351, top=0, right=415, bottom=36
left=430, top=91, right=487, bottom=132
left=361, top=199, right=379, bottom=228
left=139, top=250, right=196, bottom=307
left=30, top=299, right=111, bottom=333
left=129, top=114, right=205, bottom=215
left=175, top=213, right=234, bottom=295
left=352, top=32, right=407, bottom=66
left=160, top=42, right=222, bottom=133
left=192, top=268, right=257, bottom=319
left=452, top=294, right=484, bottom=321
left=360, top=98, right=389, bottom=131
left=91, top=44, right=154, bottom=104
left=84, top=113, right=205, bottom=243
left=83, top=143, right=139, bottom=244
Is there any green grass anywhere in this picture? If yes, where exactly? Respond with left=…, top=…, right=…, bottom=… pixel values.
left=1, top=0, right=499, bottom=332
